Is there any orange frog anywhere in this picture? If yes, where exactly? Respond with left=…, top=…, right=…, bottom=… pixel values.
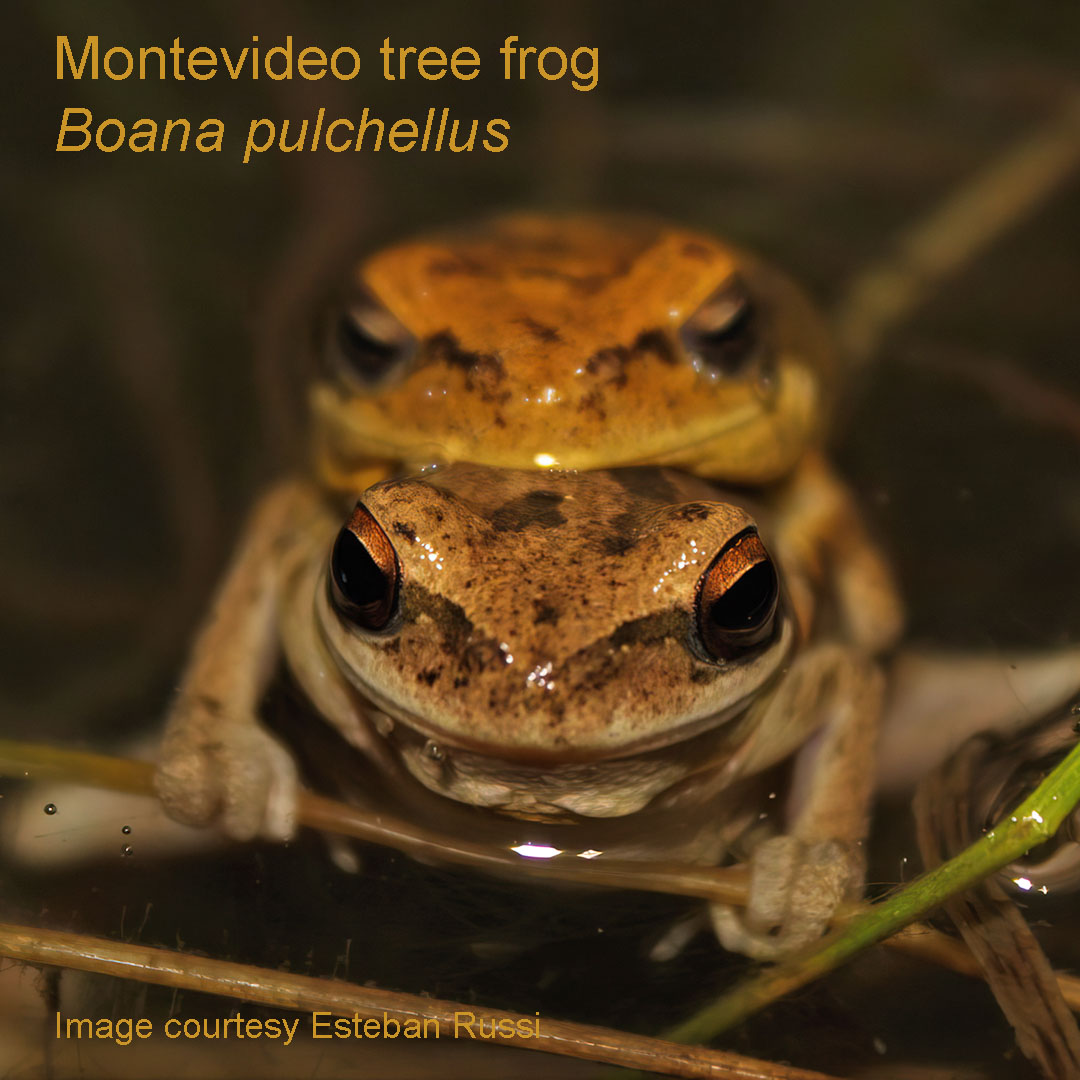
left=313, top=213, right=833, bottom=489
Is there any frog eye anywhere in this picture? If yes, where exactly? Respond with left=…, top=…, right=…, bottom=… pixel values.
left=327, top=290, right=414, bottom=386
left=680, top=275, right=760, bottom=376
left=328, top=503, right=400, bottom=631
left=696, top=529, right=779, bottom=661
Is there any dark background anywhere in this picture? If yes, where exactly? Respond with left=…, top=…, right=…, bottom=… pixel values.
left=2, top=3, right=1079, bottom=1076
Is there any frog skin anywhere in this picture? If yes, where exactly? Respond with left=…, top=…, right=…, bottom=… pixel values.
left=309, top=213, right=896, bottom=645
left=157, top=464, right=895, bottom=958
left=313, top=213, right=834, bottom=491
left=156, top=214, right=903, bottom=957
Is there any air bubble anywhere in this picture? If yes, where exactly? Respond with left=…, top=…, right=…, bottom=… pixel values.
left=121, top=844, right=133, bottom=857
left=121, top=825, right=131, bottom=835
left=43, top=803, right=57, bottom=815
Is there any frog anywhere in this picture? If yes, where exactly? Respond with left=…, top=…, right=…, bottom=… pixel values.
left=311, top=213, right=835, bottom=491
left=156, top=213, right=905, bottom=956
left=156, top=463, right=897, bottom=958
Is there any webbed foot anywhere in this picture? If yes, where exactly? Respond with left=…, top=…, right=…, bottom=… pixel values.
left=709, top=836, right=858, bottom=959
left=155, top=712, right=299, bottom=842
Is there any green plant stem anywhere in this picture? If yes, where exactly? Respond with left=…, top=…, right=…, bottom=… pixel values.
left=665, top=737, right=1080, bottom=1044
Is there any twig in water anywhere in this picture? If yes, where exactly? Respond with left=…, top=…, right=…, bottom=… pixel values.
left=834, top=93, right=1080, bottom=366
left=0, top=922, right=839, bottom=1080
left=0, top=739, right=749, bottom=905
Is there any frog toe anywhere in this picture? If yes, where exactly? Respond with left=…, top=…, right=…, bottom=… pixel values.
left=219, top=727, right=299, bottom=843
left=709, top=902, right=772, bottom=958
left=154, top=743, right=220, bottom=828
left=155, top=724, right=299, bottom=843
left=710, top=836, right=856, bottom=959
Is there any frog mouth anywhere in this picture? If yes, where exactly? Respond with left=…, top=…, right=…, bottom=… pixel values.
left=379, top=699, right=769, bottom=819
left=352, top=675, right=768, bottom=763
left=315, top=357, right=815, bottom=484
left=320, top=631, right=792, bottom=820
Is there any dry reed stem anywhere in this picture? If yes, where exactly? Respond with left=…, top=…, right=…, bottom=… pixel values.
left=835, top=93, right=1080, bottom=365
left=0, top=922, right=839, bottom=1080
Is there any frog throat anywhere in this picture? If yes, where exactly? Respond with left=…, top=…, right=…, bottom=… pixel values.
left=344, top=684, right=772, bottom=821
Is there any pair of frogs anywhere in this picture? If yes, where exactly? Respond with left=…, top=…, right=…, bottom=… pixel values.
left=156, top=215, right=903, bottom=959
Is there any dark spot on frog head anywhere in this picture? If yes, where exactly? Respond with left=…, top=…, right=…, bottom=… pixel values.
left=393, top=521, right=418, bottom=543
left=426, top=253, right=491, bottom=278
left=491, top=490, right=567, bottom=532
left=533, top=600, right=560, bottom=625
left=582, top=331, right=676, bottom=387
left=633, top=329, right=678, bottom=365
left=610, top=610, right=686, bottom=648
left=585, top=345, right=629, bottom=388
left=425, top=330, right=470, bottom=369
left=513, top=316, right=563, bottom=344
left=576, top=388, right=607, bottom=420
left=425, top=330, right=506, bottom=394
left=463, top=638, right=506, bottom=673
left=404, top=585, right=472, bottom=656
left=675, top=503, right=711, bottom=522
left=601, top=533, right=635, bottom=556
left=691, top=667, right=719, bottom=685
left=601, top=511, right=639, bottom=556
left=681, top=241, right=712, bottom=261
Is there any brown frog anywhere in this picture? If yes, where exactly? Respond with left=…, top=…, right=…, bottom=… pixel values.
left=157, top=464, right=898, bottom=958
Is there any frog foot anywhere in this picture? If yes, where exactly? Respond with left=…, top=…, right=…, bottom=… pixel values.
left=709, top=836, right=858, bottom=959
left=154, top=720, right=299, bottom=843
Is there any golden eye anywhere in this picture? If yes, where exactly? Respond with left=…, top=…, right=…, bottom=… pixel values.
left=696, top=529, right=779, bottom=661
left=326, top=289, right=414, bottom=386
left=680, top=275, right=760, bottom=376
left=328, top=503, right=400, bottom=631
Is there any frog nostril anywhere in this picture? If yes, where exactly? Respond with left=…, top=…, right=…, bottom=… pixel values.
left=328, top=504, right=400, bottom=631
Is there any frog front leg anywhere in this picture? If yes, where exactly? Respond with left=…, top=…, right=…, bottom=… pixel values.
left=154, top=477, right=326, bottom=842
left=710, top=644, right=884, bottom=958
left=773, top=451, right=903, bottom=653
